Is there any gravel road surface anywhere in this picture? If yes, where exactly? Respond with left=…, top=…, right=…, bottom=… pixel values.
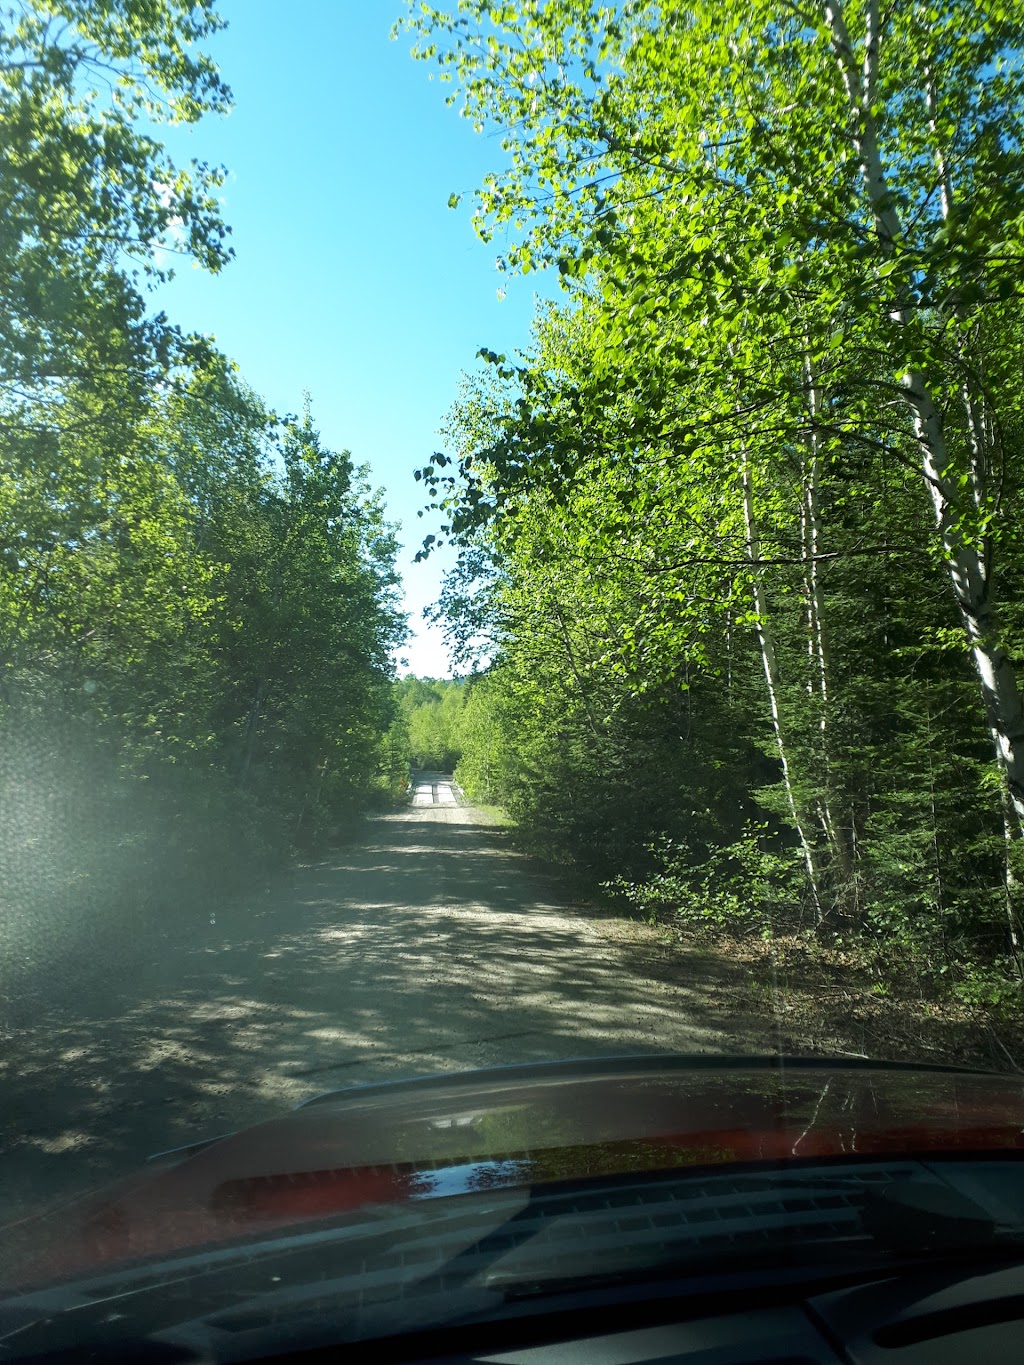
left=1, top=776, right=772, bottom=1220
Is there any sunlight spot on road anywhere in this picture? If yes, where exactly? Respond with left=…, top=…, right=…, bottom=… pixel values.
left=304, top=1026, right=366, bottom=1045
left=135, top=1039, right=211, bottom=1072
left=28, top=1131, right=97, bottom=1155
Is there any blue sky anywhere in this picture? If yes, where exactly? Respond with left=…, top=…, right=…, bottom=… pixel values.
left=156, top=0, right=552, bottom=677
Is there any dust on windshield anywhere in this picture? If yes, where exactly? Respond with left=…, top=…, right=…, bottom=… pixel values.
left=2, top=0, right=1024, bottom=1221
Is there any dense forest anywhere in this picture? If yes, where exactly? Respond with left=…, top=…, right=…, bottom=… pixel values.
left=0, top=0, right=405, bottom=938
left=401, top=0, right=1024, bottom=1007
left=6, top=0, right=1024, bottom=1022
left=394, top=677, right=465, bottom=770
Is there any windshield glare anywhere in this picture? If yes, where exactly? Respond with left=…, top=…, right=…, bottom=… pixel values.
left=3, top=0, right=1024, bottom=1347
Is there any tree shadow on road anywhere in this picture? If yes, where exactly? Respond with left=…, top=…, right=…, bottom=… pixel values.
left=0, top=810, right=829, bottom=1217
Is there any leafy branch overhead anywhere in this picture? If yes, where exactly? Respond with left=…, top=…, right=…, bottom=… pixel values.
left=403, top=0, right=1024, bottom=986
left=0, top=0, right=234, bottom=402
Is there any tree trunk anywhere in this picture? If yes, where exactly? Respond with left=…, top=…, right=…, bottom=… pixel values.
left=824, top=0, right=1024, bottom=848
left=239, top=677, right=266, bottom=789
left=295, top=753, right=330, bottom=840
left=801, top=350, right=853, bottom=891
left=741, top=448, right=826, bottom=922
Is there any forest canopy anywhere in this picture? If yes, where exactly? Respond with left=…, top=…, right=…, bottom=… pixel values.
left=1, top=0, right=407, bottom=934
left=401, top=0, right=1024, bottom=1003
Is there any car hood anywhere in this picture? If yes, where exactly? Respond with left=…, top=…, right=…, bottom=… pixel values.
left=6, top=1054, right=1024, bottom=1288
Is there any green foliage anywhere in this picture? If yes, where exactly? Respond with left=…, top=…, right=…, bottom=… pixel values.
left=378, top=715, right=412, bottom=800
left=0, top=0, right=232, bottom=417
left=608, top=826, right=804, bottom=936
left=0, top=1, right=407, bottom=931
left=405, top=0, right=1024, bottom=1004
left=1, top=359, right=406, bottom=855
left=396, top=675, right=465, bottom=769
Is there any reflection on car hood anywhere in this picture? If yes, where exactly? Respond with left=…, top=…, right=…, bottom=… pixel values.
left=7, top=1054, right=1024, bottom=1287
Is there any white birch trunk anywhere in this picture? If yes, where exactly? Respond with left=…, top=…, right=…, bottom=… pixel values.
left=741, top=449, right=825, bottom=922
left=823, top=0, right=1024, bottom=840
left=802, top=351, right=852, bottom=884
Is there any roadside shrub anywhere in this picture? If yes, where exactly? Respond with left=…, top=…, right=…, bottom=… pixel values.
left=606, top=823, right=805, bottom=936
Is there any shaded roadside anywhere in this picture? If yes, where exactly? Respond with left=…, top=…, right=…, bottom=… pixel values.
left=0, top=795, right=776, bottom=1221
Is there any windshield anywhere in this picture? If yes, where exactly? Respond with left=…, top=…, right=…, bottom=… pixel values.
left=3, top=0, right=1024, bottom=1350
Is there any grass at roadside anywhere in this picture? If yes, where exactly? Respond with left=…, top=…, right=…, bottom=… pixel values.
left=466, top=802, right=516, bottom=827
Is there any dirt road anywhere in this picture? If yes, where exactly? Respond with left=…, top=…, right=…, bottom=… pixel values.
left=0, top=778, right=773, bottom=1218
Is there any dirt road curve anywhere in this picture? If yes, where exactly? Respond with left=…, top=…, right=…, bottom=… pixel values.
left=0, top=777, right=770, bottom=1217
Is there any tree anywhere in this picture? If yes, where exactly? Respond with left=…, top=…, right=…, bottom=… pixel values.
left=399, top=677, right=466, bottom=769
left=0, top=0, right=231, bottom=423
left=0, top=2, right=408, bottom=937
left=404, top=0, right=1024, bottom=962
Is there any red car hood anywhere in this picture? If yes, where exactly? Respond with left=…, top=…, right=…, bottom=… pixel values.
left=7, top=1055, right=1024, bottom=1288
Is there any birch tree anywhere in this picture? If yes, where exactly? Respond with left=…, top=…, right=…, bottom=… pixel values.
left=404, top=0, right=1024, bottom=831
